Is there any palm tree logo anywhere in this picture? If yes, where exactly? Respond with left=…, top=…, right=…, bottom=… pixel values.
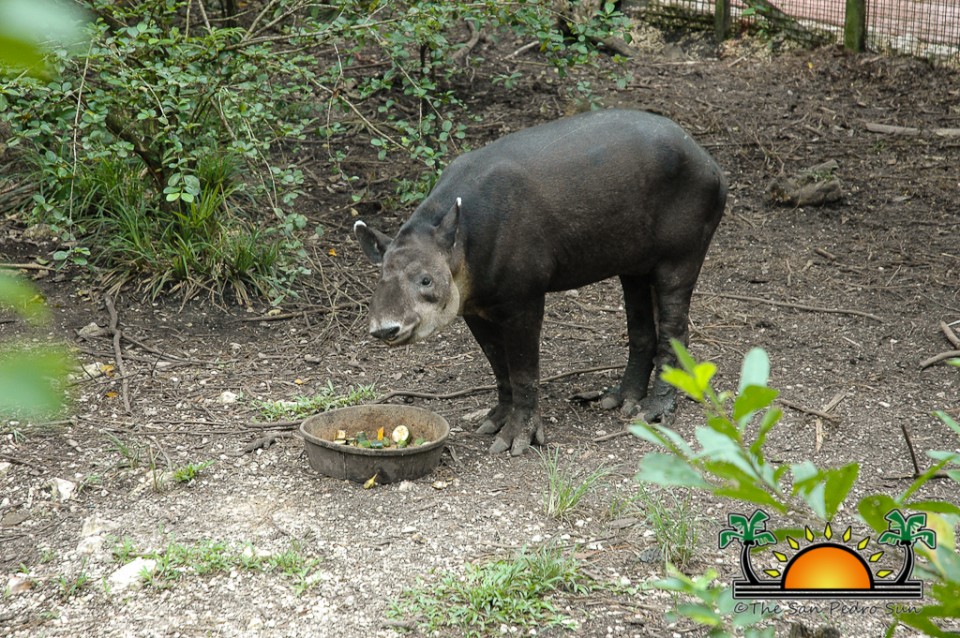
left=720, top=509, right=929, bottom=600
left=719, top=510, right=777, bottom=585
left=878, top=510, right=937, bottom=585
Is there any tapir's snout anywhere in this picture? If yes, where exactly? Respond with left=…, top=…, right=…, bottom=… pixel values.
left=370, top=323, right=401, bottom=342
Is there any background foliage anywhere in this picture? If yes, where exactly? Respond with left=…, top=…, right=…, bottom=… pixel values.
left=1, top=0, right=630, bottom=302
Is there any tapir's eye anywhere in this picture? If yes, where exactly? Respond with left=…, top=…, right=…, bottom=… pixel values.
left=419, top=275, right=433, bottom=287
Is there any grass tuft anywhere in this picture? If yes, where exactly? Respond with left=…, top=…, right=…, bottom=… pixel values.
left=253, top=381, right=377, bottom=420
left=540, top=446, right=611, bottom=520
left=390, top=545, right=593, bottom=637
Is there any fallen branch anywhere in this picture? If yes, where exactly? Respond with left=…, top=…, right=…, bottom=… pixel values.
left=0, top=262, right=55, bottom=272
left=375, top=364, right=624, bottom=404
left=900, top=421, right=921, bottom=477
left=865, top=122, right=960, bottom=137
left=593, top=429, right=632, bottom=443
left=940, top=320, right=960, bottom=349
left=104, top=295, right=132, bottom=415
left=695, top=291, right=882, bottom=322
left=779, top=398, right=839, bottom=423
left=919, top=350, right=960, bottom=370
left=450, top=19, right=481, bottom=64
left=239, top=301, right=361, bottom=322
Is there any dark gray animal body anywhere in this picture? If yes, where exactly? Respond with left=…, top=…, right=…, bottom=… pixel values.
left=355, top=109, right=726, bottom=455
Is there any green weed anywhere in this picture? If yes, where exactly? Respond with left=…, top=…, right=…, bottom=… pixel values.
left=58, top=558, right=91, bottom=600
left=539, top=447, right=611, bottom=520
left=632, top=485, right=702, bottom=570
left=111, top=537, right=320, bottom=594
left=253, top=382, right=377, bottom=420
left=105, top=433, right=143, bottom=469
left=389, top=545, right=593, bottom=637
left=171, top=461, right=214, bottom=484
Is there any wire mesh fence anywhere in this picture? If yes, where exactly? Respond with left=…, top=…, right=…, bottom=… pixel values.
left=633, top=0, right=960, bottom=65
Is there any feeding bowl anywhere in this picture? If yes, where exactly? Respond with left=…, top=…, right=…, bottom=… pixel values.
left=300, top=405, right=450, bottom=484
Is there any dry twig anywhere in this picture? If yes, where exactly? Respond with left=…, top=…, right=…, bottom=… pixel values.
left=779, top=398, right=839, bottom=423
left=919, top=350, right=960, bottom=370
left=104, top=295, right=132, bottom=415
left=940, top=320, right=960, bottom=349
left=696, top=290, right=882, bottom=322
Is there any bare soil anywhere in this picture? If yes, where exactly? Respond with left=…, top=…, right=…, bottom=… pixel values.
left=2, top=24, right=959, bottom=638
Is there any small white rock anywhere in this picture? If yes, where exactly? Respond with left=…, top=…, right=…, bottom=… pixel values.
left=462, top=408, right=489, bottom=422
left=217, top=391, right=241, bottom=404
left=108, top=557, right=157, bottom=593
left=81, top=515, right=114, bottom=537
left=51, top=478, right=76, bottom=501
left=6, top=575, right=32, bottom=594
left=77, top=535, right=104, bottom=555
left=77, top=322, right=105, bottom=339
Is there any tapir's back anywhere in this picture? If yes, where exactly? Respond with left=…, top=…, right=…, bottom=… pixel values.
left=420, top=109, right=727, bottom=295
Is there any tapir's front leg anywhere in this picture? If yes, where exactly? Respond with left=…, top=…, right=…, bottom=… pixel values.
left=464, top=315, right=512, bottom=435
left=487, top=298, right=546, bottom=456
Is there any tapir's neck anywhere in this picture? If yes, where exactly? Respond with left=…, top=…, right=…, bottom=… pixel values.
left=450, top=250, right=470, bottom=315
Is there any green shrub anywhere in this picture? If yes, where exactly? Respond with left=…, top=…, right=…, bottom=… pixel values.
left=1, top=1, right=630, bottom=301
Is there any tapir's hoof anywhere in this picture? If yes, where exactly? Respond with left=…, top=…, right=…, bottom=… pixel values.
left=475, top=405, right=510, bottom=435
left=600, top=387, right=644, bottom=416
left=476, top=419, right=501, bottom=435
left=599, top=387, right=623, bottom=411
left=599, top=395, right=621, bottom=411
left=488, top=415, right=545, bottom=456
left=639, top=395, right=677, bottom=424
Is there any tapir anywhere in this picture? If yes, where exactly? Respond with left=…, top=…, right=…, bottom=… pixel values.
left=354, top=109, right=726, bottom=456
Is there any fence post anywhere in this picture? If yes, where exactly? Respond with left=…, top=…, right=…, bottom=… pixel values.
left=715, top=0, right=730, bottom=41
left=844, top=0, right=867, bottom=51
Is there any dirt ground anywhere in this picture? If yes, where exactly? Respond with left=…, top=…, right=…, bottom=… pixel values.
left=2, top=21, right=959, bottom=638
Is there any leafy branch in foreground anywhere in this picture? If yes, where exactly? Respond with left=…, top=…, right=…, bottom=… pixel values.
left=0, top=273, right=71, bottom=420
left=633, top=341, right=960, bottom=637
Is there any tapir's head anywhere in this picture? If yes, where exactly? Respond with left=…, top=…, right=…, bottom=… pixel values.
left=354, top=198, right=464, bottom=347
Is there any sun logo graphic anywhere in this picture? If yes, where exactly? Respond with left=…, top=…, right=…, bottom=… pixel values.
left=720, top=509, right=935, bottom=600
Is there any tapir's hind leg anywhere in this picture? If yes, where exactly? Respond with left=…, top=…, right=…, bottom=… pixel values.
left=464, top=315, right=512, bottom=435
left=601, top=274, right=657, bottom=414
left=640, top=259, right=703, bottom=423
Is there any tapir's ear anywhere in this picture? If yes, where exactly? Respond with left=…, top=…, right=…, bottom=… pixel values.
left=354, top=220, right=392, bottom=265
left=435, top=197, right=461, bottom=251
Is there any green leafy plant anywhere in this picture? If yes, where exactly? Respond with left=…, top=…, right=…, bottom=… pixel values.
left=112, top=537, right=319, bottom=594
left=633, top=341, right=960, bottom=637
left=389, top=545, right=593, bottom=637
left=2, top=0, right=312, bottom=302
left=646, top=565, right=775, bottom=638
left=539, top=446, right=611, bottom=520
left=253, top=382, right=377, bottom=420
left=171, top=460, right=214, bottom=484
left=3, top=1, right=632, bottom=300
left=58, top=558, right=91, bottom=599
